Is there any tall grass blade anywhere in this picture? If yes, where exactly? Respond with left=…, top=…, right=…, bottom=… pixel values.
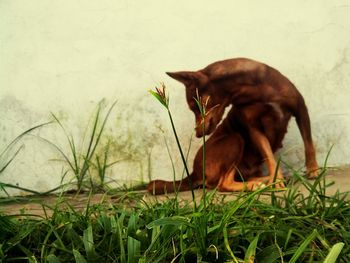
left=46, top=254, right=61, bottom=263
left=83, top=224, right=97, bottom=260
left=73, top=249, right=88, bottom=263
left=39, top=136, right=77, bottom=175
left=223, top=225, right=239, bottom=263
left=257, top=244, right=284, bottom=262
left=0, top=122, right=51, bottom=187
left=79, top=106, right=101, bottom=187
left=0, top=182, right=41, bottom=195
left=127, top=236, right=141, bottom=263
left=114, top=214, right=126, bottom=263
left=147, top=216, right=194, bottom=229
left=323, top=242, right=344, bottom=263
left=244, top=234, right=260, bottom=263
left=0, top=145, right=23, bottom=174
left=288, top=229, right=318, bottom=263
left=18, top=244, right=38, bottom=263
left=222, top=185, right=270, bottom=225
left=51, top=113, right=79, bottom=174
left=0, top=122, right=51, bottom=159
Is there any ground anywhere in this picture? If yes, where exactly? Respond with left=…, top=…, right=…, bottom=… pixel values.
left=1, top=166, right=349, bottom=217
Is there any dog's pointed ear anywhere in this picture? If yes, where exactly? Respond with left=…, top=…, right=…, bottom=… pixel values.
left=166, top=71, right=208, bottom=86
left=166, top=71, right=194, bottom=85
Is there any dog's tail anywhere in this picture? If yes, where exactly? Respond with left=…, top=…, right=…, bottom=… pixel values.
left=147, top=174, right=200, bottom=195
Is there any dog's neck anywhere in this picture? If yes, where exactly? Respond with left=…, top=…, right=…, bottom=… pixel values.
left=211, top=107, right=245, bottom=137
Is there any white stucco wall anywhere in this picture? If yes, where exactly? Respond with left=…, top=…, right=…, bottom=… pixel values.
left=1, top=1, right=350, bottom=195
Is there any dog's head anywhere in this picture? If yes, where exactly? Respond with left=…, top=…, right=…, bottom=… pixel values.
left=167, top=71, right=229, bottom=137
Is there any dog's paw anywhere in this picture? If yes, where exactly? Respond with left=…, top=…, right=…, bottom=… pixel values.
left=268, top=179, right=286, bottom=189
left=250, top=182, right=267, bottom=191
left=306, top=168, right=320, bottom=179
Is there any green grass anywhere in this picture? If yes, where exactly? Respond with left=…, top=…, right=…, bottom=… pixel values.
left=1, top=100, right=120, bottom=197
left=0, top=171, right=349, bottom=262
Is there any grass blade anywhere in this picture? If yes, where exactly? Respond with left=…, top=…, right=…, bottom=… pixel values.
left=288, top=229, right=318, bottom=263
left=39, top=136, right=77, bottom=175
left=127, top=236, right=141, bottom=263
left=0, top=122, right=51, bottom=159
left=323, top=242, right=344, bottom=263
left=223, top=225, right=239, bottom=263
left=244, top=234, right=260, bottom=263
left=0, top=145, right=23, bottom=174
left=73, top=249, right=87, bottom=263
left=113, top=215, right=126, bottom=263
left=147, top=216, right=194, bottom=229
left=51, top=113, right=79, bottom=174
left=46, top=254, right=61, bottom=263
left=83, top=224, right=97, bottom=260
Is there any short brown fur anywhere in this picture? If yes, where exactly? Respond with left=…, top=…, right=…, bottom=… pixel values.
left=148, top=58, right=318, bottom=194
left=148, top=103, right=289, bottom=194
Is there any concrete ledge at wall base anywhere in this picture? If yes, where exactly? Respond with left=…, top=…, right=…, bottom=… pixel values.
left=1, top=165, right=349, bottom=217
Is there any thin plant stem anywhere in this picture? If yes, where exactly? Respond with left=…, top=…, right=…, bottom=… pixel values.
left=201, top=108, right=207, bottom=213
left=149, top=85, right=197, bottom=208
left=201, top=112, right=208, bottom=250
left=194, top=92, right=208, bottom=212
left=167, top=110, right=197, bottom=210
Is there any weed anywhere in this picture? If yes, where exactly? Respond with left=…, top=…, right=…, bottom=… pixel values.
left=42, top=100, right=118, bottom=192
left=0, top=122, right=54, bottom=196
left=149, top=84, right=196, bottom=208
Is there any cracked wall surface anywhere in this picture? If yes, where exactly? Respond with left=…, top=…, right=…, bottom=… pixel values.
left=0, top=1, right=350, bottom=195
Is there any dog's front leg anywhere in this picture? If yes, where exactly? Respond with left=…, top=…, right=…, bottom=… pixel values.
left=248, top=128, right=285, bottom=188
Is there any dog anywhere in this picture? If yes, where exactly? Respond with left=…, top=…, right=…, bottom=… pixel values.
left=148, top=102, right=290, bottom=194
left=165, top=58, right=318, bottom=186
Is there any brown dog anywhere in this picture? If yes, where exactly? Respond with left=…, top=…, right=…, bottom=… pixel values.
left=148, top=102, right=290, bottom=194
left=166, top=58, right=318, bottom=186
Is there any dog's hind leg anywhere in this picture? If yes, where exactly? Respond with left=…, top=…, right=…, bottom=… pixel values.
left=248, top=128, right=285, bottom=188
left=217, top=166, right=269, bottom=192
